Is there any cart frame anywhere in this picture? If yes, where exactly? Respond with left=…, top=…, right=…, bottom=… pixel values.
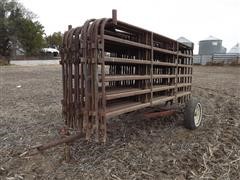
left=60, top=10, right=194, bottom=142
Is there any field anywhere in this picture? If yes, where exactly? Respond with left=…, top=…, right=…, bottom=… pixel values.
left=0, top=65, right=239, bottom=179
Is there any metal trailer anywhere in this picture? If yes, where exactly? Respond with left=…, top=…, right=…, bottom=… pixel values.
left=58, top=10, right=203, bottom=144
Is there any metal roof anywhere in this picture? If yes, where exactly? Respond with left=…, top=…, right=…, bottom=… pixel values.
left=177, top=36, right=192, bottom=43
left=201, top=35, right=221, bottom=41
left=228, top=43, right=240, bottom=54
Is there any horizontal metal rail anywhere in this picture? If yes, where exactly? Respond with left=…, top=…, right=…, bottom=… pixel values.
left=104, top=35, right=192, bottom=58
left=60, top=10, right=193, bottom=142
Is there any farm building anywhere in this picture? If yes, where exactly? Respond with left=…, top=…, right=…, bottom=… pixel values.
left=198, top=36, right=226, bottom=55
left=212, top=43, right=240, bottom=64
left=194, top=36, right=239, bottom=65
left=194, top=36, right=226, bottom=65
left=229, top=43, right=240, bottom=54
left=177, top=37, right=194, bottom=48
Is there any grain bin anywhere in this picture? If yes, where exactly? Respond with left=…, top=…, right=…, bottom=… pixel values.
left=229, top=43, right=240, bottom=54
left=198, top=36, right=226, bottom=55
left=177, top=37, right=194, bottom=49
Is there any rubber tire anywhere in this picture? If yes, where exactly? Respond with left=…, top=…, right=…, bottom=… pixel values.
left=184, top=98, right=202, bottom=129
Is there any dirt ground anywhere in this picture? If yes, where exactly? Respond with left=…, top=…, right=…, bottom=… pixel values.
left=0, top=65, right=239, bottom=180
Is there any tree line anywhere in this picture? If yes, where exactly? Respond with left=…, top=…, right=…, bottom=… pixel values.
left=0, top=0, right=63, bottom=58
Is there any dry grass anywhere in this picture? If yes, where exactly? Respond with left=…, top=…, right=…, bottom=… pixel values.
left=0, top=59, right=10, bottom=66
left=0, top=65, right=239, bottom=179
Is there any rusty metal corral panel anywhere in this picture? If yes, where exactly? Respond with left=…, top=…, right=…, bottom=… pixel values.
left=60, top=10, right=193, bottom=142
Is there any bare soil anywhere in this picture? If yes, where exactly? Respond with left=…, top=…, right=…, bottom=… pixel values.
left=0, top=65, right=239, bottom=180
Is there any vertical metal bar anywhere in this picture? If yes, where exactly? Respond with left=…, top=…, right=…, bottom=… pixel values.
left=112, top=9, right=117, bottom=25
left=61, top=14, right=195, bottom=142
left=175, top=42, right=179, bottom=103
left=100, top=18, right=110, bottom=142
left=150, top=32, right=153, bottom=105
left=74, top=28, right=81, bottom=129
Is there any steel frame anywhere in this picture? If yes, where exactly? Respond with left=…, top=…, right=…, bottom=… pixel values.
left=60, top=10, right=193, bottom=142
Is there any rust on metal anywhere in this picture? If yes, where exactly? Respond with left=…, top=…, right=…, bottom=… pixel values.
left=112, top=9, right=117, bottom=25
left=36, top=133, right=82, bottom=152
left=60, top=9, right=193, bottom=142
left=144, top=110, right=176, bottom=119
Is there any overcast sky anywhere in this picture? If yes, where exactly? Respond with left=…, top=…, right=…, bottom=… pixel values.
left=19, top=0, right=240, bottom=54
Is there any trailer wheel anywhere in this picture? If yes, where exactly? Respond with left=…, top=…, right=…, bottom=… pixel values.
left=184, top=98, right=202, bottom=129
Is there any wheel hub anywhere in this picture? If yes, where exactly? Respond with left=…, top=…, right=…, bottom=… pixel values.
left=194, top=103, right=202, bottom=127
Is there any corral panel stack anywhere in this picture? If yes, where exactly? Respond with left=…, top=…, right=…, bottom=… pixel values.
left=60, top=13, right=193, bottom=142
